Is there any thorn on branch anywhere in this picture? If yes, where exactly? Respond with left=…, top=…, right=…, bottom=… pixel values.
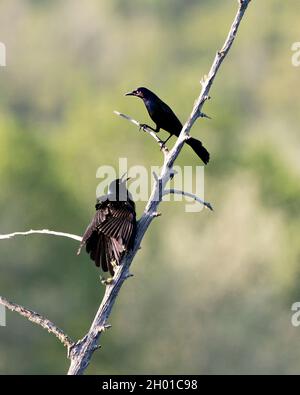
left=152, top=212, right=162, bottom=218
left=204, top=202, right=214, bottom=212
left=197, top=95, right=211, bottom=109
left=96, top=324, right=112, bottom=333
left=100, top=276, right=114, bottom=286
left=199, top=112, right=212, bottom=120
left=92, top=344, right=101, bottom=351
left=125, top=272, right=134, bottom=279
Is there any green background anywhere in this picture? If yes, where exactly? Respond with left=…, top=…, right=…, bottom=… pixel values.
left=0, top=0, right=300, bottom=374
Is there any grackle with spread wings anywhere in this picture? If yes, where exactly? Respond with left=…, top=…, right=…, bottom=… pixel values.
left=77, top=175, right=136, bottom=275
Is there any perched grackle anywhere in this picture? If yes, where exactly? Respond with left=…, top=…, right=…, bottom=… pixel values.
left=126, top=87, right=210, bottom=165
left=77, top=175, right=136, bottom=275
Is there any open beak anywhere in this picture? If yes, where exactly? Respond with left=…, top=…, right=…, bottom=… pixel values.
left=120, top=172, right=131, bottom=182
left=125, top=90, right=135, bottom=96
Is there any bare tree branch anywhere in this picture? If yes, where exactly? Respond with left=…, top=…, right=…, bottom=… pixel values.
left=67, top=0, right=252, bottom=375
left=0, top=296, right=74, bottom=350
left=0, top=229, right=82, bottom=242
left=163, top=189, right=213, bottom=211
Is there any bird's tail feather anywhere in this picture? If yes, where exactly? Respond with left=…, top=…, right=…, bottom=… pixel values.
left=186, top=137, right=210, bottom=165
left=100, top=235, right=125, bottom=275
left=83, top=231, right=127, bottom=276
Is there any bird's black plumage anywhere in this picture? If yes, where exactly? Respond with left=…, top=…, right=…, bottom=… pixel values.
left=77, top=177, right=136, bottom=275
left=126, top=87, right=210, bottom=165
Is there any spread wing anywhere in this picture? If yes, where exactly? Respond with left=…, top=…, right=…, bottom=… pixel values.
left=78, top=202, right=136, bottom=275
left=77, top=208, right=108, bottom=253
left=98, top=206, right=135, bottom=248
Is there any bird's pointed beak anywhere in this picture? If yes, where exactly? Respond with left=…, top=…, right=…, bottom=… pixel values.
left=120, top=172, right=131, bottom=182
left=125, top=90, right=135, bottom=96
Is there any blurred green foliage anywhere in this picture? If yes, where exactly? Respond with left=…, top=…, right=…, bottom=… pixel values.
left=0, top=0, right=300, bottom=374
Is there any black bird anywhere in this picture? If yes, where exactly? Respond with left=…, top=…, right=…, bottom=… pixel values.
left=126, top=87, right=210, bottom=165
left=77, top=175, right=136, bottom=275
